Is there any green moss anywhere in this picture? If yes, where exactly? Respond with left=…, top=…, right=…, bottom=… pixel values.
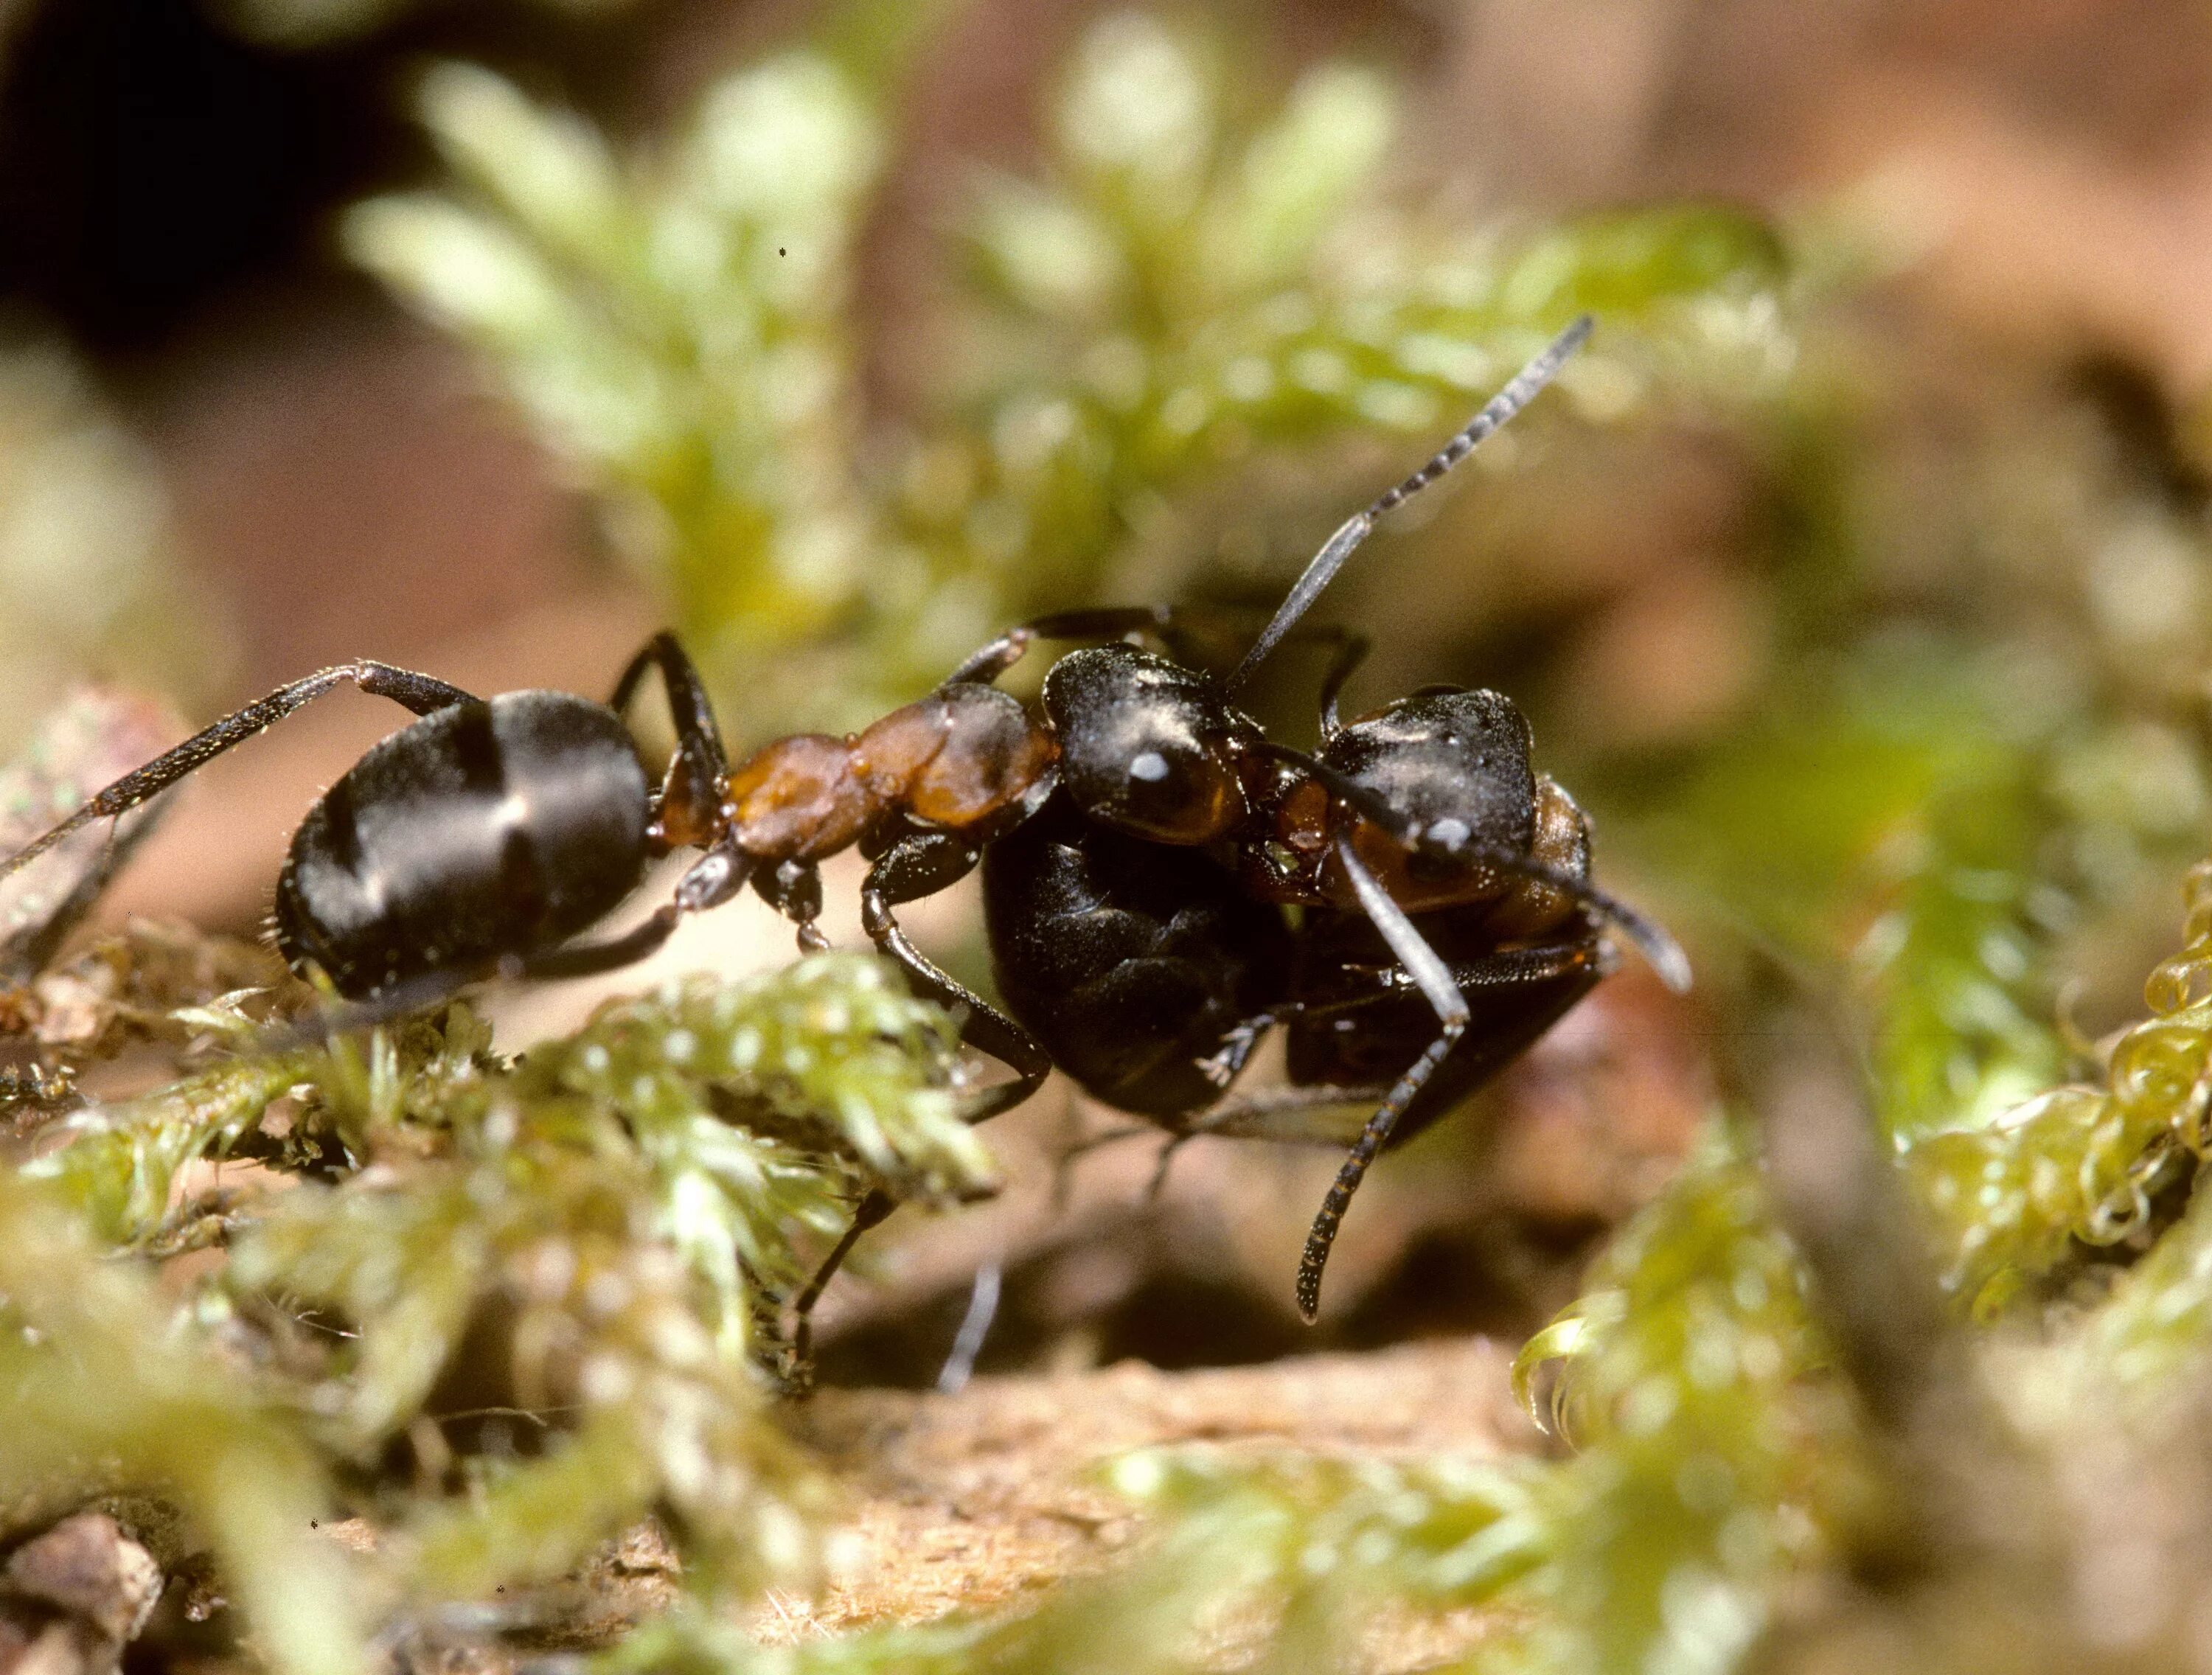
left=1489, top=1141, right=1867, bottom=1672
left=1905, top=860, right=2212, bottom=1309
left=5, top=952, right=980, bottom=1626
left=0, top=1174, right=361, bottom=1675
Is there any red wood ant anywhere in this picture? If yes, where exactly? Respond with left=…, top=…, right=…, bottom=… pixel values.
left=0, top=314, right=1685, bottom=1333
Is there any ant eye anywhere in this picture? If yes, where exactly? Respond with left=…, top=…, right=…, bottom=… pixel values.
left=1112, top=745, right=1237, bottom=841
left=1064, top=734, right=1245, bottom=845
left=1045, top=644, right=1251, bottom=844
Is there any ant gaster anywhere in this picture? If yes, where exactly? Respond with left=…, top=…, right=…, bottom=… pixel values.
left=0, top=315, right=1686, bottom=1334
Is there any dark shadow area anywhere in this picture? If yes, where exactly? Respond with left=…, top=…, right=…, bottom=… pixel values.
left=813, top=1203, right=1604, bottom=1390
left=0, top=0, right=678, bottom=352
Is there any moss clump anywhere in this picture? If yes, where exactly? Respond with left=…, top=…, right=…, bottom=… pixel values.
left=1907, top=857, right=2212, bottom=1309
left=2, top=950, right=988, bottom=1671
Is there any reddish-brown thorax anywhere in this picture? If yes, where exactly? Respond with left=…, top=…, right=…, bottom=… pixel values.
left=718, top=685, right=1058, bottom=866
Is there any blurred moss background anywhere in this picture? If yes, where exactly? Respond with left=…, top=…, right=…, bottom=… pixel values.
left=5, top=1, right=2212, bottom=1674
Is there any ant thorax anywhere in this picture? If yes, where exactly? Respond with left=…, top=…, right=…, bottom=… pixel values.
left=720, top=683, right=1057, bottom=866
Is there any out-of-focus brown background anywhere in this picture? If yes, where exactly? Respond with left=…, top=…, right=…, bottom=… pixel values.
left=10, top=0, right=2212, bottom=1381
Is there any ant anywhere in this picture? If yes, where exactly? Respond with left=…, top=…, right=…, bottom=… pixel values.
left=0, top=313, right=1685, bottom=1341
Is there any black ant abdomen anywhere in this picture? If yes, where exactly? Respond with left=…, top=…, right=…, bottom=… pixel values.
left=274, top=693, right=652, bottom=1000
left=982, top=788, right=1290, bottom=1121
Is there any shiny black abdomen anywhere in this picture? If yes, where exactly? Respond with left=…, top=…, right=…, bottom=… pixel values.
left=982, top=791, right=1291, bottom=1122
left=273, top=692, right=651, bottom=997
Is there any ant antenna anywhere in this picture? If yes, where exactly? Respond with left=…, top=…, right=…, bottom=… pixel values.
left=1226, top=313, right=1595, bottom=696
left=1253, top=739, right=1692, bottom=995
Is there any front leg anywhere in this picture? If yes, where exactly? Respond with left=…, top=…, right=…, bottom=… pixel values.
left=754, top=859, right=830, bottom=952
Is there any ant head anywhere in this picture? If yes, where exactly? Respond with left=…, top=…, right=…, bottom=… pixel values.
left=1044, top=645, right=1256, bottom=844
left=1318, top=688, right=1538, bottom=909
left=1262, top=700, right=1691, bottom=993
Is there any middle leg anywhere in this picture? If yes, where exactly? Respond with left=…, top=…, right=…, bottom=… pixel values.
left=785, top=829, right=1059, bottom=1373
left=754, top=859, right=830, bottom=953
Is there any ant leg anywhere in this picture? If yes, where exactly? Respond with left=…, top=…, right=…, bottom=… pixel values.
left=260, top=840, right=757, bottom=1048
left=943, top=606, right=1368, bottom=696
left=935, top=1258, right=1002, bottom=1394
left=0, top=661, right=476, bottom=883
left=1145, top=1134, right=1192, bottom=1203
left=268, top=842, right=755, bottom=1034
left=1293, top=939, right=1605, bottom=1020
left=513, top=910, right=686, bottom=981
left=788, top=1186, right=896, bottom=1384
left=861, top=830, right=1053, bottom=1122
left=1049, top=1123, right=1156, bottom=1211
left=608, top=633, right=731, bottom=851
left=513, top=838, right=753, bottom=980
left=938, top=607, right=1186, bottom=687
left=793, top=829, right=1042, bottom=1371
left=609, top=632, right=723, bottom=748
left=1174, top=938, right=1601, bottom=1146
left=1294, top=836, right=1472, bottom=1321
left=1168, top=1083, right=1388, bottom=1143
left=754, top=860, right=829, bottom=953
left=1315, top=630, right=1371, bottom=742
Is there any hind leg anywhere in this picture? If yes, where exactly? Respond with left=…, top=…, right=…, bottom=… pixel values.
left=608, top=633, right=731, bottom=852
left=779, top=832, right=1057, bottom=1383
left=0, top=662, right=475, bottom=884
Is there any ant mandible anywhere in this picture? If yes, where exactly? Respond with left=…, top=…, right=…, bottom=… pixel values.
left=0, top=314, right=1685, bottom=1333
